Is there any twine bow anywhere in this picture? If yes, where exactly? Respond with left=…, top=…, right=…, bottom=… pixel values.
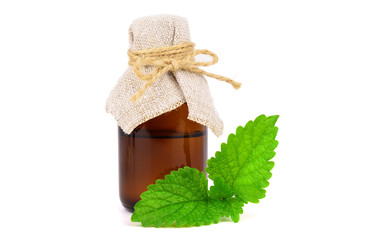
left=128, top=42, right=241, bottom=102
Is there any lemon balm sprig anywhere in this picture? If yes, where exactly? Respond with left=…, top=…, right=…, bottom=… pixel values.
left=131, top=115, right=279, bottom=227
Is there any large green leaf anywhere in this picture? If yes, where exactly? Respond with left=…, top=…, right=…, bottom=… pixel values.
left=206, top=115, right=279, bottom=203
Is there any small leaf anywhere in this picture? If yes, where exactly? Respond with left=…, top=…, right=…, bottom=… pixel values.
left=218, top=198, right=244, bottom=222
left=209, top=178, right=244, bottom=222
left=209, top=177, right=234, bottom=199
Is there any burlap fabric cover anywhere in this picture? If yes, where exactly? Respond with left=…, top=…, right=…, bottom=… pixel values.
left=106, top=15, right=223, bottom=136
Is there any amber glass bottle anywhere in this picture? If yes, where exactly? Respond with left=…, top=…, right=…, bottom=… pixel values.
left=118, top=103, right=207, bottom=211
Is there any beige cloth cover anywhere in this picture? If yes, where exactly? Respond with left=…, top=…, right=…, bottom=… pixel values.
left=106, top=15, right=223, bottom=136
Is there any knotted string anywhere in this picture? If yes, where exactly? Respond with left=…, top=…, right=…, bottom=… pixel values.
left=128, top=42, right=241, bottom=102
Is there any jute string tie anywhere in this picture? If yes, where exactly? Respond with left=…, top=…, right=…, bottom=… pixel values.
left=128, top=42, right=241, bottom=102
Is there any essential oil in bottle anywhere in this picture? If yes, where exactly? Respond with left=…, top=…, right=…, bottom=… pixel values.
left=118, top=103, right=207, bottom=211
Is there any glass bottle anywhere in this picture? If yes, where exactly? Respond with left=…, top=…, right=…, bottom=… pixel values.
left=118, top=103, right=207, bottom=211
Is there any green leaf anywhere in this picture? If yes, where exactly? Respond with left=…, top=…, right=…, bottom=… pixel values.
left=214, top=198, right=244, bottom=222
left=206, top=114, right=279, bottom=203
left=131, top=167, right=221, bottom=227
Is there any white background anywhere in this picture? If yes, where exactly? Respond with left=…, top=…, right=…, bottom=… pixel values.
left=1, top=0, right=377, bottom=239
